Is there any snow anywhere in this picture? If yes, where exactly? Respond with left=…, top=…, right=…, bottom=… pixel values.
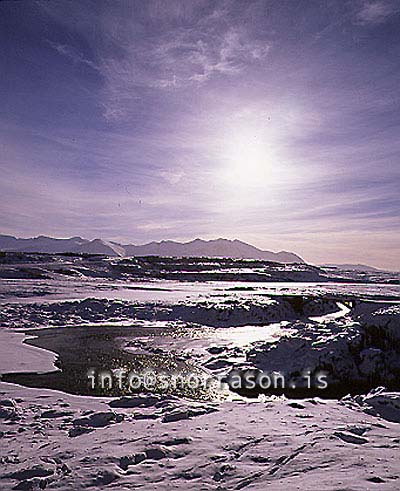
left=244, top=305, right=400, bottom=395
left=1, top=383, right=400, bottom=490
left=1, top=254, right=400, bottom=489
left=0, top=330, right=57, bottom=374
left=345, top=387, right=400, bottom=423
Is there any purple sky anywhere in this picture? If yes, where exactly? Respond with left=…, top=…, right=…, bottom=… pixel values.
left=0, top=0, right=399, bottom=269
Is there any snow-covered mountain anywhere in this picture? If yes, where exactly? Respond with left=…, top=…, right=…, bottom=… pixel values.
left=0, top=235, right=304, bottom=263
left=123, top=238, right=304, bottom=263
left=323, top=263, right=380, bottom=272
left=0, top=235, right=124, bottom=257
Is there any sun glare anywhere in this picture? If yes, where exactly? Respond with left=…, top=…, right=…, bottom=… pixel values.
left=223, top=128, right=275, bottom=187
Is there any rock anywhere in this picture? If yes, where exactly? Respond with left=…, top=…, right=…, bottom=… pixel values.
left=358, top=348, right=384, bottom=377
left=207, top=346, right=225, bottom=355
left=68, top=426, right=93, bottom=438
left=367, top=476, right=386, bottom=483
left=13, top=479, right=42, bottom=490
left=162, top=404, right=217, bottom=423
left=133, top=413, right=159, bottom=420
left=119, top=453, right=147, bottom=470
left=0, top=398, right=17, bottom=407
left=109, top=395, right=160, bottom=408
left=334, top=431, right=369, bottom=445
left=145, top=447, right=166, bottom=460
left=8, top=466, right=53, bottom=481
left=287, top=402, right=306, bottom=409
left=162, top=409, right=190, bottom=423
left=0, top=399, right=20, bottom=421
left=354, top=389, right=400, bottom=423
left=203, top=358, right=231, bottom=370
left=41, top=409, right=73, bottom=419
left=158, top=437, right=192, bottom=446
left=72, top=411, right=123, bottom=428
left=92, top=469, right=120, bottom=486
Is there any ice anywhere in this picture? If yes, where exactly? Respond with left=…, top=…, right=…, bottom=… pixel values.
left=0, top=331, right=57, bottom=374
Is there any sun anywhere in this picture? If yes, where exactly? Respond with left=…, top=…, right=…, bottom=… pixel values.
left=223, top=128, right=274, bottom=187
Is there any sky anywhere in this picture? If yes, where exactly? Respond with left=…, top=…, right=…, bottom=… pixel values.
left=0, top=0, right=399, bottom=269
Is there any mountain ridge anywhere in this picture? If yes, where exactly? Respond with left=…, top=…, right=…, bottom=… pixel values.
left=323, top=263, right=381, bottom=272
left=0, top=234, right=304, bottom=263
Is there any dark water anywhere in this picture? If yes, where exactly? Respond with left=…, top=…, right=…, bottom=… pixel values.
left=2, top=325, right=219, bottom=400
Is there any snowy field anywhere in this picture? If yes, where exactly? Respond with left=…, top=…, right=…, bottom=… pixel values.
left=1, top=253, right=400, bottom=490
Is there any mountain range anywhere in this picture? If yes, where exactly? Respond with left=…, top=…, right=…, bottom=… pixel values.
left=323, top=263, right=380, bottom=272
left=0, top=234, right=304, bottom=263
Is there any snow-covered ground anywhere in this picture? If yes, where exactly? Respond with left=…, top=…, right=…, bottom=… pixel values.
left=2, top=382, right=400, bottom=490
left=1, top=253, right=400, bottom=489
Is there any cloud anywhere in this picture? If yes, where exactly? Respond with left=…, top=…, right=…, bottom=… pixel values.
left=99, top=23, right=271, bottom=120
left=47, top=40, right=99, bottom=72
left=354, top=0, right=399, bottom=25
left=41, top=2, right=271, bottom=121
left=40, top=2, right=272, bottom=121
